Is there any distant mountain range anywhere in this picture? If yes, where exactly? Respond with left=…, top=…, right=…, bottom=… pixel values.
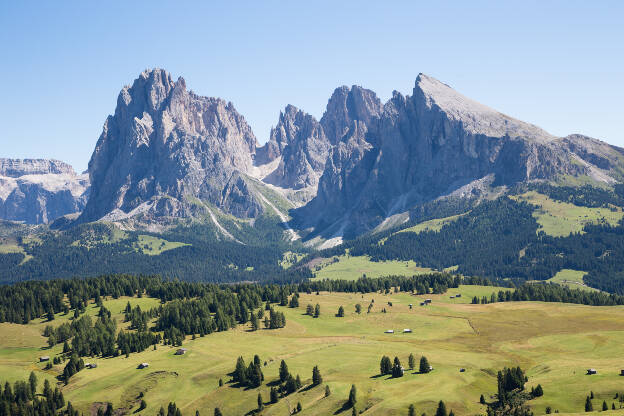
left=2, top=69, right=623, bottom=246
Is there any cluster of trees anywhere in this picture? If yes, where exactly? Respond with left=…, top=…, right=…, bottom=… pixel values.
left=233, top=355, right=265, bottom=388
left=583, top=391, right=624, bottom=412
left=473, top=283, right=624, bottom=307
left=483, top=367, right=534, bottom=416
left=300, top=273, right=490, bottom=295
left=0, top=373, right=66, bottom=416
left=62, top=355, right=85, bottom=383
left=380, top=355, right=431, bottom=378
left=305, top=304, right=321, bottom=317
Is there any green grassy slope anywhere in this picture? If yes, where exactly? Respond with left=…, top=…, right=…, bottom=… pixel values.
left=3, top=288, right=624, bottom=415
left=511, top=191, right=624, bottom=237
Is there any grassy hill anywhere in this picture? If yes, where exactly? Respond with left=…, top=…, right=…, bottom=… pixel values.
left=511, top=191, right=624, bottom=237
left=3, top=286, right=624, bottom=415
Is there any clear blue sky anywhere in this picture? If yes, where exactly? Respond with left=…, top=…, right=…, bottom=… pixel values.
left=1, top=1, right=622, bottom=172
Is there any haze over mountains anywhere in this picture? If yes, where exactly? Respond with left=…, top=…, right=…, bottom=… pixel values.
left=2, top=69, right=623, bottom=244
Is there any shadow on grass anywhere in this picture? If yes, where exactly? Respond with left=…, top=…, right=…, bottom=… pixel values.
left=299, top=383, right=319, bottom=393
left=333, top=402, right=354, bottom=415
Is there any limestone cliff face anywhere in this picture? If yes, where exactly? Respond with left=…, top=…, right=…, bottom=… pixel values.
left=0, top=159, right=89, bottom=224
left=259, top=105, right=331, bottom=194
left=80, top=69, right=262, bottom=223
left=295, top=74, right=621, bottom=238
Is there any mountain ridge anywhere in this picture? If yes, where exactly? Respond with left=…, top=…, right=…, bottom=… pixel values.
left=2, top=69, right=623, bottom=245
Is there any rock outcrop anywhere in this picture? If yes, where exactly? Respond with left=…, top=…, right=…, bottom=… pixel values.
left=80, top=69, right=264, bottom=224
left=0, top=159, right=89, bottom=224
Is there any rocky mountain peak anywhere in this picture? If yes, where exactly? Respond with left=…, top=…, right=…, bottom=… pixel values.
left=80, top=68, right=262, bottom=224
left=320, top=85, right=382, bottom=144
left=413, top=73, right=554, bottom=142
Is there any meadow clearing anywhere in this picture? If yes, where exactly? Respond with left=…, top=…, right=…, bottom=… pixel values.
left=2, top=285, right=624, bottom=415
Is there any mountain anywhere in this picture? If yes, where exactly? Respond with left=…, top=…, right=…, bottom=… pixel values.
left=79, top=69, right=269, bottom=227
left=6, top=69, right=623, bottom=242
left=294, top=74, right=624, bottom=240
left=0, top=158, right=89, bottom=224
left=255, top=105, right=332, bottom=204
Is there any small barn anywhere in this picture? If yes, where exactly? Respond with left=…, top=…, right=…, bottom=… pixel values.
left=455, top=294, right=461, bottom=298
left=403, top=329, right=412, bottom=333
left=138, top=363, right=149, bottom=369
left=420, top=302, right=426, bottom=306
left=384, top=330, right=394, bottom=334
left=459, top=368, right=466, bottom=372
left=39, top=356, right=50, bottom=362
left=587, top=368, right=597, bottom=375
left=175, top=348, right=188, bottom=355
left=425, top=299, right=432, bottom=304
left=450, top=296, right=455, bottom=299
left=86, top=363, right=97, bottom=369
left=409, top=304, right=413, bottom=309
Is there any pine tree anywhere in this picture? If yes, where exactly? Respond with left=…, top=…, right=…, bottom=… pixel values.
left=355, top=304, right=362, bottom=314
left=257, top=393, right=263, bottom=410
left=337, top=306, right=345, bottom=317
left=306, top=304, right=314, bottom=316
left=348, top=384, right=357, bottom=408
left=214, top=408, right=222, bottom=416
left=312, top=365, right=322, bottom=385
left=251, top=313, right=259, bottom=331
left=270, top=387, right=279, bottom=403
left=325, top=385, right=331, bottom=397
left=314, top=304, right=321, bottom=318
left=419, top=356, right=431, bottom=373
left=533, top=384, right=543, bottom=397
left=28, top=371, right=37, bottom=396
left=585, top=396, right=593, bottom=412
left=279, top=360, right=289, bottom=383
left=479, top=394, right=486, bottom=404
left=602, top=401, right=608, bottom=411
left=380, top=356, right=392, bottom=375
left=408, top=353, right=415, bottom=370
left=435, top=400, right=447, bottom=416
left=233, top=356, right=247, bottom=385
left=296, top=402, right=302, bottom=412
left=408, top=404, right=416, bottom=416
left=392, top=357, right=404, bottom=378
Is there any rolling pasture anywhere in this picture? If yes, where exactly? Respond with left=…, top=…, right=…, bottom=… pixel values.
left=1, top=286, right=624, bottom=415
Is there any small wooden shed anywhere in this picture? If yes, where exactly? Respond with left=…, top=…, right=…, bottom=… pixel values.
left=138, top=363, right=149, bottom=369
left=39, top=356, right=50, bottom=362
left=587, top=368, right=597, bottom=375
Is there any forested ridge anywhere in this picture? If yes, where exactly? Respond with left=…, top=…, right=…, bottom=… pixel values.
left=0, top=222, right=312, bottom=284
left=311, top=188, right=624, bottom=294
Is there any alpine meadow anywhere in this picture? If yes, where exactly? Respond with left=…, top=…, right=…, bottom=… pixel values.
left=1, top=2, right=624, bottom=415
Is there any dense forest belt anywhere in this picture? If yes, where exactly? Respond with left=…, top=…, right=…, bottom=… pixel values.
left=0, top=273, right=490, bottom=326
